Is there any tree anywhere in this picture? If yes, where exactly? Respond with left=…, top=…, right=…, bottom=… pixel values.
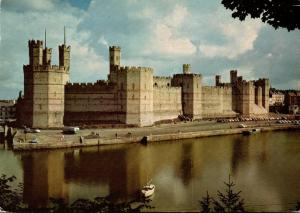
left=199, top=191, right=212, bottom=213
left=0, top=174, right=23, bottom=211
left=199, top=175, right=245, bottom=213
left=221, top=0, right=300, bottom=31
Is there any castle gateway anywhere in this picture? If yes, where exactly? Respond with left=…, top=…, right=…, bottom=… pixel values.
left=17, top=38, right=269, bottom=128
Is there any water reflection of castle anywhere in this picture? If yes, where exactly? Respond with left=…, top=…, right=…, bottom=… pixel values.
left=19, top=134, right=300, bottom=211
left=21, top=143, right=197, bottom=207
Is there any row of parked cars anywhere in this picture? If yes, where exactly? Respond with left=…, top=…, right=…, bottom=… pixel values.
left=217, top=116, right=290, bottom=123
left=276, top=120, right=300, bottom=124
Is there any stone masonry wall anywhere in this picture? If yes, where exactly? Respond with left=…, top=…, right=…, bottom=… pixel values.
left=64, top=82, right=122, bottom=123
left=153, top=86, right=182, bottom=122
left=201, top=86, right=235, bottom=118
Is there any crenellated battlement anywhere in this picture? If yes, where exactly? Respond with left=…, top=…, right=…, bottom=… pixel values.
left=28, top=40, right=43, bottom=47
left=117, top=66, right=153, bottom=73
left=109, top=46, right=121, bottom=51
left=173, top=73, right=202, bottom=78
left=154, top=76, right=172, bottom=80
left=59, top=44, right=71, bottom=50
left=23, top=64, right=68, bottom=72
left=65, top=81, right=116, bottom=93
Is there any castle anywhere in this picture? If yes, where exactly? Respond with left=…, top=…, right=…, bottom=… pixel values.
left=17, top=36, right=270, bottom=128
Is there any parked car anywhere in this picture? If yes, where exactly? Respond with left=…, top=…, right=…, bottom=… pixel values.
left=238, top=124, right=247, bottom=128
left=24, top=128, right=41, bottom=133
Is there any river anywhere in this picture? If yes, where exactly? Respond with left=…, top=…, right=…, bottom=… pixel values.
left=1, top=130, right=300, bottom=212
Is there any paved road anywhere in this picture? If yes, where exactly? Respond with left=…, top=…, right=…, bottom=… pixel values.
left=15, top=119, right=288, bottom=144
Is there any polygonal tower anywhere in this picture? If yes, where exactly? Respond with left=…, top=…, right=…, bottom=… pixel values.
left=19, top=29, right=70, bottom=128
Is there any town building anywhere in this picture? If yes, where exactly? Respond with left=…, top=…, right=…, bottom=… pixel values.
left=17, top=38, right=270, bottom=128
left=0, top=100, right=16, bottom=122
left=269, top=91, right=285, bottom=106
left=284, top=91, right=300, bottom=114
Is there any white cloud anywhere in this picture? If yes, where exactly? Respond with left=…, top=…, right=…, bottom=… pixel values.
left=97, top=36, right=109, bottom=49
left=164, top=5, right=188, bottom=28
left=2, top=0, right=56, bottom=11
left=146, top=4, right=196, bottom=56
left=199, top=18, right=262, bottom=59
left=0, top=1, right=106, bottom=98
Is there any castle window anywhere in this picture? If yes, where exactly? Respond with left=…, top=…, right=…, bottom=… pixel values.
left=167, top=83, right=170, bottom=87
left=154, top=83, right=158, bottom=86
left=145, top=95, right=146, bottom=100
left=39, top=104, right=42, bottom=110
left=132, top=83, right=135, bottom=90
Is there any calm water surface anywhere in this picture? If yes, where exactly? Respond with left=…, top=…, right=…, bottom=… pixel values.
left=1, top=131, right=300, bottom=212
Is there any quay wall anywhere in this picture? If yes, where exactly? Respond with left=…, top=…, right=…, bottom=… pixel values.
left=12, top=125, right=300, bottom=151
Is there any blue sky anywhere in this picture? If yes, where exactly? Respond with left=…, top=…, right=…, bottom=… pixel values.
left=0, top=0, right=299, bottom=99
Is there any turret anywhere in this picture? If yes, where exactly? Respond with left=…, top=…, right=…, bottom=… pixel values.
left=215, top=75, right=221, bottom=86
left=109, top=46, right=121, bottom=68
left=28, top=40, right=43, bottom=66
left=108, top=46, right=121, bottom=83
left=183, top=64, right=191, bottom=74
left=230, top=70, right=237, bottom=84
left=43, top=29, right=52, bottom=65
left=59, top=27, right=70, bottom=71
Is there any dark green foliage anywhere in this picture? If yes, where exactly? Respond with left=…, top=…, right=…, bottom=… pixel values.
left=221, top=0, right=300, bottom=31
left=50, top=196, right=153, bottom=213
left=0, top=173, right=153, bottom=213
left=199, top=175, right=245, bottom=213
left=296, top=202, right=300, bottom=211
left=0, top=174, right=23, bottom=211
left=199, top=191, right=212, bottom=213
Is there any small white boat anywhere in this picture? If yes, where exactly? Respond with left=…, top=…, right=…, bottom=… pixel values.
left=0, top=207, right=7, bottom=213
left=141, top=184, right=155, bottom=197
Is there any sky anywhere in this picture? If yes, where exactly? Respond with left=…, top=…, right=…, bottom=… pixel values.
left=0, top=0, right=299, bottom=99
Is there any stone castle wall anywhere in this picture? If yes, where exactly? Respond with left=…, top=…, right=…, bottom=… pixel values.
left=153, top=76, right=172, bottom=87
left=19, top=40, right=270, bottom=128
left=153, top=86, right=182, bottom=122
left=201, top=86, right=235, bottom=118
left=64, top=82, right=121, bottom=123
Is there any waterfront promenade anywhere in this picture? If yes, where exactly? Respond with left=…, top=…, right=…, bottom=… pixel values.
left=12, top=119, right=300, bottom=151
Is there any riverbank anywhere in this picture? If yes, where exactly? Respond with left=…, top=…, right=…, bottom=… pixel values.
left=11, top=120, right=300, bottom=151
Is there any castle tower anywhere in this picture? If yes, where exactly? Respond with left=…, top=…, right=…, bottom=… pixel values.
left=43, top=29, right=52, bottom=65
left=29, top=40, right=43, bottom=66
left=230, top=70, right=237, bottom=84
left=183, top=64, right=191, bottom=74
left=172, top=65, right=202, bottom=120
left=109, top=46, right=121, bottom=67
left=108, top=46, right=121, bottom=83
left=59, top=27, right=70, bottom=71
left=215, top=75, right=221, bottom=86
left=19, top=29, right=70, bottom=128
